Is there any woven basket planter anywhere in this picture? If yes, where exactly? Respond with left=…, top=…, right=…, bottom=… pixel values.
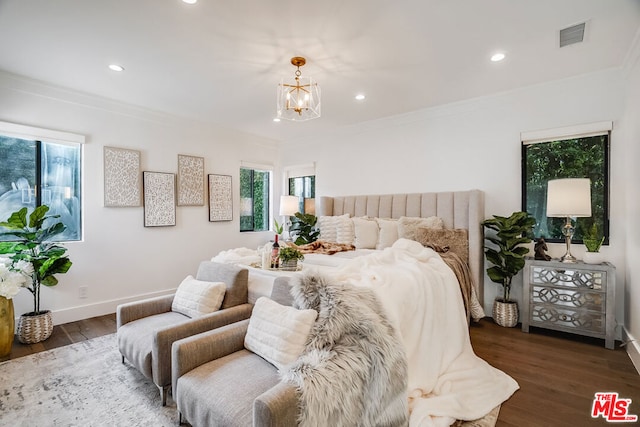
left=17, top=310, right=53, bottom=344
left=492, top=299, right=518, bottom=328
left=280, top=259, right=298, bottom=271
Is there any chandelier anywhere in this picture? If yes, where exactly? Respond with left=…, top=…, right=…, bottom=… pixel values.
left=276, top=57, right=321, bottom=121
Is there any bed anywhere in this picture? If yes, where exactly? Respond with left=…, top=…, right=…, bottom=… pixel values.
left=220, top=190, right=485, bottom=307
left=210, top=190, right=518, bottom=426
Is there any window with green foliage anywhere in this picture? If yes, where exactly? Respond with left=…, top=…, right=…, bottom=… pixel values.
left=239, top=167, right=270, bottom=232
left=288, top=175, right=315, bottom=213
left=522, top=134, right=609, bottom=244
left=0, top=135, right=82, bottom=241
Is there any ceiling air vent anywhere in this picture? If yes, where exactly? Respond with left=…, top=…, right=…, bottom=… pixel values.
left=560, top=22, right=586, bottom=47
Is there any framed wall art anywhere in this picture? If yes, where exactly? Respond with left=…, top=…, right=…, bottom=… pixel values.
left=103, top=146, right=141, bottom=207
left=208, top=174, right=232, bottom=222
left=143, top=171, right=176, bottom=227
left=177, top=154, right=205, bottom=206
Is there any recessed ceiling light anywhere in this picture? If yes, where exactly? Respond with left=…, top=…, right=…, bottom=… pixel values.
left=182, top=0, right=197, bottom=4
left=108, top=64, right=124, bottom=72
left=355, top=94, right=366, bottom=101
left=491, top=53, right=505, bottom=62
left=273, top=118, right=281, bottom=122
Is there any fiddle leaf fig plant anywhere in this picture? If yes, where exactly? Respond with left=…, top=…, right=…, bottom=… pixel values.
left=482, top=211, right=536, bottom=302
left=0, top=205, right=72, bottom=315
left=290, top=212, right=320, bottom=245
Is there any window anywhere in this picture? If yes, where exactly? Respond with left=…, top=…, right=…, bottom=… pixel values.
left=288, top=175, right=315, bottom=213
left=284, top=163, right=316, bottom=215
left=521, top=123, right=610, bottom=244
left=0, top=122, right=83, bottom=242
left=239, top=166, right=271, bottom=232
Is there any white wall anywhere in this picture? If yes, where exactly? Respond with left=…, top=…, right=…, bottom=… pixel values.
left=622, top=44, right=640, bottom=369
left=0, top=72, right=280, bottom=324
left=280, top=68, right=630, bottom=329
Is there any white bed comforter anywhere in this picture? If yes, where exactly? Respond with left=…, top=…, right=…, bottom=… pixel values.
left=332, top=239, right=519, bottom=427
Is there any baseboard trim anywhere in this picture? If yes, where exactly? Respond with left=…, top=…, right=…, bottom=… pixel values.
left=622, top=327, right=640, bottom=375
left=37, top=289, right=176, bottom=326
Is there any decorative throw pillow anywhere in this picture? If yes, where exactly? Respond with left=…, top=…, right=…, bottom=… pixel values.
left=171, top=275, right=226, bottom=318
left=414, top=228, right=469, bottom=265
left=375, top=218, right=399, bottom=249
left=397, top=216, right=444, bottom=241
left=352, top=217, right=378, bottom=249
left=318, top=214, right=350, bottom=242
left=336, top=215, right=355, bottom=245
left=244, top=297, right=318, bottom=370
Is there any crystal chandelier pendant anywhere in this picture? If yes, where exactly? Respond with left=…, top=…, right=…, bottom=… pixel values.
left=276, top=57, right=321, bottom=121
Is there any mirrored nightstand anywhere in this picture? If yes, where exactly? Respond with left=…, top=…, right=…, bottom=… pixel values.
left=522, top=258, right=616, bottom=349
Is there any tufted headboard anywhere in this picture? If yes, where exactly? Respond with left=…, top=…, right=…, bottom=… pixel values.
left=317, top=190, right=485, bottom=307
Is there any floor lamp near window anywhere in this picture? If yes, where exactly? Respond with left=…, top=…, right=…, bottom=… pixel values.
left=546, top=178, right=592, bottom=263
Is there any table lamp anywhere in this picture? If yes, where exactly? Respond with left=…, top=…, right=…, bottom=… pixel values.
left=279, top=195, right=299, bottom=240
left=546, top=178, right=591, bottom=263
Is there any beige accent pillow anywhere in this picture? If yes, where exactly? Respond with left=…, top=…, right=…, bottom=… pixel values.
left=397, top=216, right=445, bottom=241
left=352, top=217, right=379, bottom=249
left=414, top=228, right=469, bottom=265
left=375, top=218, right=399, bottom=249
left=318, top=214, right=350, bottom=243
left=171, top=275, right=226, bottom=318
left=244, top=297, right=318, bottom=370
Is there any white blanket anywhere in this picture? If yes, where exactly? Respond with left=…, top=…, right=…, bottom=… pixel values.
left=332, top=239, right=519, bottom=427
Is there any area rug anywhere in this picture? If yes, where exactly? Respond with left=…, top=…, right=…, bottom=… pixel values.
left=0, top=333, right=177, bottom=426
left=0, top=333, right=499, bottom=427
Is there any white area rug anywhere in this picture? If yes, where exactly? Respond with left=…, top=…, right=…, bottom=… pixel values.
left=0, top=334, right=177, bottom=426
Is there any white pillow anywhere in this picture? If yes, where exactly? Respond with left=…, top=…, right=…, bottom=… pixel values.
left=244, top=297, right=318, bottom=370
left=171, top=275, right=226, bottom=318
left=352, top=217, right=379, bottom=249
left=318, top=214, right=350, bottom=243
left=336, top=215, right=355, bottom=245
left=397, top=216, right=444, bottom=241
left=375, top=218, right=399, bottom=249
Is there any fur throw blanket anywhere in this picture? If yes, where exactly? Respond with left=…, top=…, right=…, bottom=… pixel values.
left=281, top=272, right=409, bottom=427
left=293, top=240, right=356, bottom=255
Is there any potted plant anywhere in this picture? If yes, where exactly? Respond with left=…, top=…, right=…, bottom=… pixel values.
left=0, top=205, right=73, bottom=344
left=582, top=223, right=605, bottom=264
left=289, top=213, right=320, bottom=245
left=482, top=211, right=536, bottom=327
left=278, top=246, right=304, bottom=271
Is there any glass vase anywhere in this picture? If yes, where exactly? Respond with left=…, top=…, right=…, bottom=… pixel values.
left=0, top=296, right=15, bottom=357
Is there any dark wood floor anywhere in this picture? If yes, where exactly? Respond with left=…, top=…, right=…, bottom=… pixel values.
left=2, top=314, right=638, bottom=426
left=2, top=313, right=117, bottom=361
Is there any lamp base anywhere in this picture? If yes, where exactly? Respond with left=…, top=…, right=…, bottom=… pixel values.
left=560, top=216, right=578, bottom=263
left=560, top=252, right=578, bottom=263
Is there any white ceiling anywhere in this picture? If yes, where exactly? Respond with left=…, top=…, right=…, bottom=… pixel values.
left=0, top=0, right=639, bottom=142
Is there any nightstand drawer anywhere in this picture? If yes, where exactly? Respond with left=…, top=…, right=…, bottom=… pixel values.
left=530, top=304, right=605, bottom=334
left=531, top=285, right=604, bottom=312
left=530, top=266, right=605, bottom=291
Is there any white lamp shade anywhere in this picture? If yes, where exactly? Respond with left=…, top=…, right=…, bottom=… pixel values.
left=279, top=195, right=299, bottom=216
left=546, top=178, right=592, bottom=217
